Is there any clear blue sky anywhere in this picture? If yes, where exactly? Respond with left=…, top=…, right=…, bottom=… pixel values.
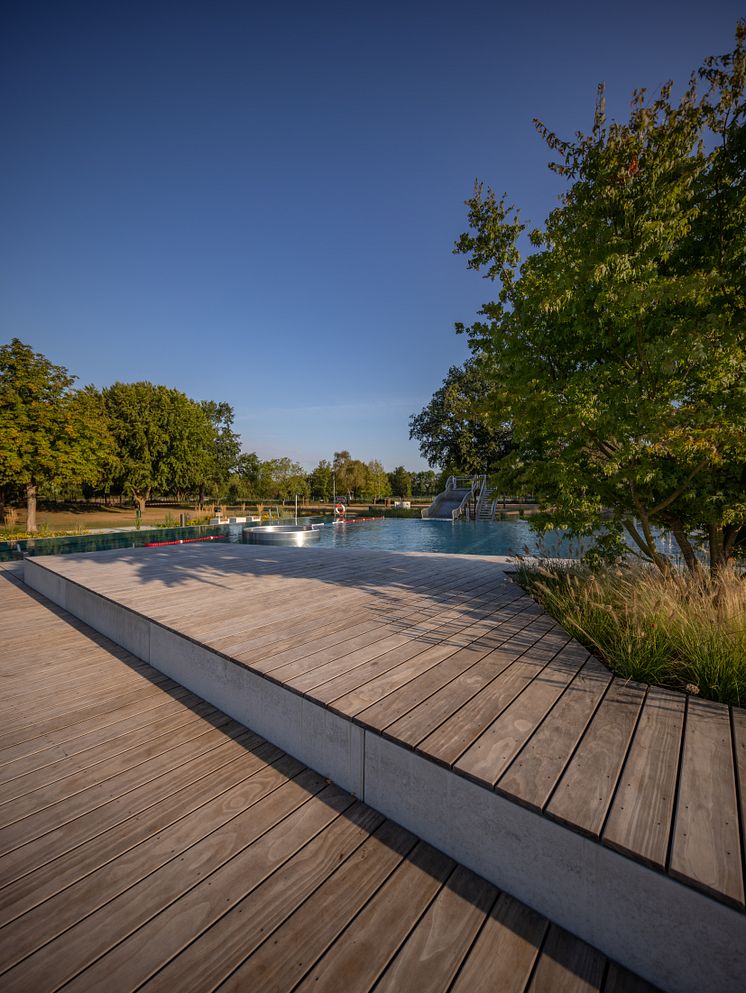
left=2, top=2, right=742, bottom=470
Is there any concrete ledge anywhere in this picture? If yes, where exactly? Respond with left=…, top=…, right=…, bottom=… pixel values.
left=149, top=623, right=364, bottom=795
left=66, top=582, right=151, bottom=662
left=23, top=559, right=68, bottom=610
left=22, top=555, right=745, bottom=993
left=363, top=731, right=743, bottom=993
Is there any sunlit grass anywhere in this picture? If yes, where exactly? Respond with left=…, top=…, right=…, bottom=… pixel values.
left=517, top=562, right=746, bottom=706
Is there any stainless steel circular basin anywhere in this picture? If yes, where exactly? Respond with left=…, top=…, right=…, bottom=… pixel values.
left=243, top=525, right=321, bottom=546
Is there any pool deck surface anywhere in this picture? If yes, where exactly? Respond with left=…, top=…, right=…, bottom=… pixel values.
left=0, top=565, right=656, bottom=993
left=9, top=545, right=746, bottom=991
left=23, top=544, right=746, bottom=908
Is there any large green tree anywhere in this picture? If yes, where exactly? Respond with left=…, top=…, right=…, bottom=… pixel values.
left=333, top=451, right=369, bottom=500
left=196, top=401, right=241, bottom=507
left=261, top=458, right=308, bottom=501
left=454, top=27, right=746, bottom=576
left=388, top=465, right=412, bottom=498
left=103, top=382, right=214, bottom=513
left=308, top=459, right=333, bottom=501
left=366, top=459, right=391, bottom=503
left=0, top=340, right=114, bottom=531
left=409, top=361, right=513, bottom=473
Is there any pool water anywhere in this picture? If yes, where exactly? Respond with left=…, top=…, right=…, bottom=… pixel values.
left=314, top=517, right=579, bottom=557
left=0, top=516, right=603, bottom=562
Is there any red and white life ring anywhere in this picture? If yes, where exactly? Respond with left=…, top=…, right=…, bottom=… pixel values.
left=334, top=503, right=346, bottom=516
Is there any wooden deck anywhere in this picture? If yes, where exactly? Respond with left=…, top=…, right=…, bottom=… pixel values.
left=26, top=543, right=746, bottom=913
left=0, top=568, right=658, bottom=993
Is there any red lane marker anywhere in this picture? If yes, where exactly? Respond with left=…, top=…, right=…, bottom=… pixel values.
left=333, top=517, right=385, bottom=525
left=143, top=535, right=227, bottom=547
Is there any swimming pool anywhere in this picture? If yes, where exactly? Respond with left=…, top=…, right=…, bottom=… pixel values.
left=0, top=516, right=613, bottom=562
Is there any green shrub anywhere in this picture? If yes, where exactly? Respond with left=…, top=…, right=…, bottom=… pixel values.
left=517, top=562, right=746, bottom=706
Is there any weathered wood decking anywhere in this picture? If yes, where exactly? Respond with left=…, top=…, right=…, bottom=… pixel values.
left=25, top=544, right=746, bottom=912
left=0, top=568, right=656, bottom=993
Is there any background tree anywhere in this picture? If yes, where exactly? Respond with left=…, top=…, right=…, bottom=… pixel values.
left=366, top=459, right=391, bottom=503
left=409, top=361, right=513, bottom=473
left=235, top=452, right=261, bottom=498
left=333, top=450, right=369, bottom=500
left=388, top=465, right=412, bottom=498
left=308, top=459, right=333, bottom=501
left=0, top=339, right=114, bottom=531
left=262, top=457, right=308, bottom=501
left=454, top=26, right=746, bottom=576
left=103, top=382, right=213, bottom=513
left=197, top=401, right=241, bottom=507
left=411, top=469, right=438, bottom=497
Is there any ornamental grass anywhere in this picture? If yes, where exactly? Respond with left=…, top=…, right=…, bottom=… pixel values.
left=517, top=562, right=746, bottom=707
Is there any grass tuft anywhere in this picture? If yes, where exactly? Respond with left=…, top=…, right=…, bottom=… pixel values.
left=516, top=562, right=746, bottom=706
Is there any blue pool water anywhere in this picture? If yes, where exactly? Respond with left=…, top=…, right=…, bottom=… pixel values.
left=0, top=516, right=602, bottom=562
left=314, top=517, right=579, bottom=557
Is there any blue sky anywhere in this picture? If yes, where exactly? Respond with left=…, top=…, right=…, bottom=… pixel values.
left=2, top=2, right=742, bottom=470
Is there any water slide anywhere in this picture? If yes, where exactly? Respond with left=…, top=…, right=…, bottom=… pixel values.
left=422, top=475, right=485, bottom=520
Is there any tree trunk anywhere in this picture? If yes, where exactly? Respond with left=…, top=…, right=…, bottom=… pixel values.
left=133, top=493, right=147, bottom=515
left=669, top=520, right=701, bottom=575
left=0, top=486, right=5, bottom=525
left=26, top=483, right=38, bottom=533
left=198, top=484, right=206, bottom=511
left=707, top=524, right=735, bottom=580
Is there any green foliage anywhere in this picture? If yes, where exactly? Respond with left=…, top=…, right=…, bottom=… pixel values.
left=409, top=362, right=513, bottom=473
left=197, top=400, right=241, bottom=501
left=259, top=457, right=309, bottom=501
left=333, top=451, right=369, bottom=500
left=366, top=459, right=391, bottom=502
left=388, top=465, right=412, bottom=498
left=369, top=506, right=421, bottom=518
left=410, top=469, right=438, bottom=496
left=0, top=339, right=115, bottom=529
left=308, top=459, right=333, bottom=500
left=518, top=562, right=746, bottom=705
left=455, top=27, right=746, bottom=575
left=102, top=382, right=214, bottom=510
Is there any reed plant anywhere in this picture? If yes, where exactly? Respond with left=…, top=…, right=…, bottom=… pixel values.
left=517, top=562, right=746, bottom=706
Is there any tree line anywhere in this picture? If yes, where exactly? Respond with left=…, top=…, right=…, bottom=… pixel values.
left=410, top=26, right=745, bottom=576
left=0, top=339, right=438, bottom=531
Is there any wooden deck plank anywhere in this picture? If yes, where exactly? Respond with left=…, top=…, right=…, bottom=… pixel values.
left=0, top=741, right=287, bottom=928
left=604, top=961, right=661, bottom=993
left=342, top=601, right=540, bottom=723
left=418, top=628, right=573, bottom=768
left=138, top=812, right=408, bottom=993
left=379, top=619, right=556, bottom=749
left=0, top=777, right=343, bottom=992
left=496, top=658, right=612, bottom=811
left=373, top=863, right=497, bottom=993
left=602, top=686, right=685, bottom=868
left=0, top=718, right=250, bottom=858
left=456, top=643, right=589, bottom=786
left=0, top=700, right=222, bottom=804
left=449, top=892, right=548, bottom=993
left=545, top=678, right=646, bottom=837
left=0, top=689, right=204, bottom=781
left=0, top=708, right=236, bottom=830
left=291, top=842, right=455, bottom=993
left=0, top=561, right=667, bottom=993
left=59, top=788, right=366, bottom=993
left=0, top=731, right=264, bottom=889
left=0, top=749, right=305, bottom=970
left=526, top=924, right=606, bottom=993
left=669, top=697, right=744, bottom=906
